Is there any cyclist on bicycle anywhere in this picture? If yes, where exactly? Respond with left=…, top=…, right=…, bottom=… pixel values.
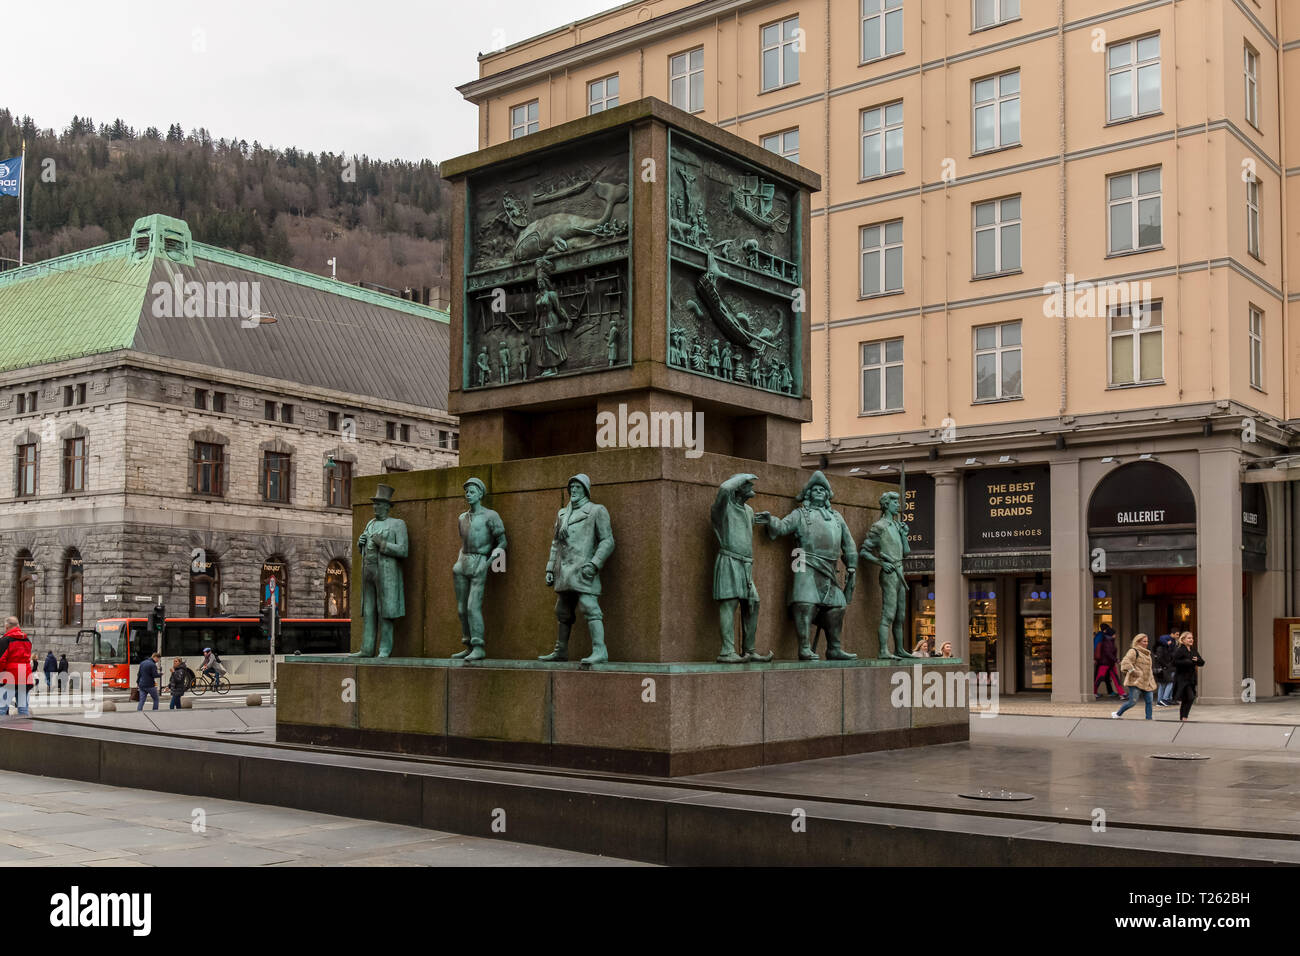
left=200, top=647, right=224, bottom=687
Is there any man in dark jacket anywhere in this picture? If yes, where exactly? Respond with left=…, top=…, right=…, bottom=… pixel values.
left=136, top=652, right=162, bottom=711
left=57, top=654, right=68, bottom=692
left=42, top=651, right=57, bottom=692
left=0, top=617, right=34, bottom=716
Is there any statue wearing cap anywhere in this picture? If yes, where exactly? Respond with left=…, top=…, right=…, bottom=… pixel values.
left=860, top=488, right=915, bottom=659
left=355, top=483, right=408, bottom=657
left=765, top=471, right=858, bottom=661
left=452, top=477, right=507, bottom=660
left=712, top=473, right=773, bottom=663
left=539, top=473, right=615, bottom=665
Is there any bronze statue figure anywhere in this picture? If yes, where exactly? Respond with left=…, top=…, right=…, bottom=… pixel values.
left=356, top=483, right=408, bottom=658
left=712, top=474, right=773, bottom=663
left=766, top=471, right=858, bottom=661
left=452, top=477, right=507, bottom=661
left=860, top=486, right=914, bottom=660
left=539, top=474, right=615, bottom=665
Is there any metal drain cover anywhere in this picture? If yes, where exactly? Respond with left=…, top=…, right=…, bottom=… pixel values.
left=215, top=728, right=264, bottom=735
left=958, top=788, right=1034, bottom=801
left=1151, top=752, right=1209, bottom=760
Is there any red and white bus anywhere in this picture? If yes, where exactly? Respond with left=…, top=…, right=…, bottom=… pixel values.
left=90, top=616, right=350, bottom=689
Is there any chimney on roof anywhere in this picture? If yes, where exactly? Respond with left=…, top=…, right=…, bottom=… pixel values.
left=130, top=214, right=195, bottom=267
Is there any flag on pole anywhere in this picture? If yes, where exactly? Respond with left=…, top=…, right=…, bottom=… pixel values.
left=0, top=156, right=19, bottom=196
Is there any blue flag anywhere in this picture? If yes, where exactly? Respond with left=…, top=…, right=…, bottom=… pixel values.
left=0, top=156, right=19, bottom=196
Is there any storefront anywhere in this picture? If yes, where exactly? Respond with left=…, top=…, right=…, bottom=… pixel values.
left=963, top=465, right=1053, bottom=690
left=899, top=474, right=936, bottom=654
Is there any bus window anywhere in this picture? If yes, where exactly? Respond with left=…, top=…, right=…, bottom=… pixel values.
left=169, top=626, right=206, bottom=658
left=94, top=622, right=127, bottom=665
left=130, top=623, right=153, bottom=665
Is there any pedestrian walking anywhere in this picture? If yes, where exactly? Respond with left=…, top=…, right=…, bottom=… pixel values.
left=1172, top=631, right=1206, bottom=722
left=1153, top=633, right=1176, bottom=706
left=57, top=654, right=68, bottom=692
left=0, top=618, right=34, bottom=716
left=1112, top=633, right=1156, bottom=720
left=1093, top=624, right=1124, bottom=699
left=42, top=651, right=56, bottom=692
left=167, top=658, right=188, bottom=710
left=136, top=652, right=161, bottom=711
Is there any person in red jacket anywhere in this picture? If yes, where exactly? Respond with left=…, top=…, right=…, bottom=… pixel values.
left=0, top=617, right=34, bottom=716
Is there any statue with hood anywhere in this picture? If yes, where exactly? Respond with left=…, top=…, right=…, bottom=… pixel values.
left=539, top=473, right=615, bottom=665
left=765, top=471, right=858, bottom=661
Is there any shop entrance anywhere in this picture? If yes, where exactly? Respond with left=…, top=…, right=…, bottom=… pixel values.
left=1016, top=579, right=1052, bottom=691
left=1139, top=573, right=1197, bottom=638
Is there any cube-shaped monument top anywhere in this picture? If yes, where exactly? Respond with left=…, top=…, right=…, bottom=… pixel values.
left=442, top=99, right=820, bottom=415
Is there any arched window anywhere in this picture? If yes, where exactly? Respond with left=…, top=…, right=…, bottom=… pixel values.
left=15, top=551, right=35, bottom=627
left=191, top=556, right=220, bottom=617
left=62, top=550, right=83, bottom=627
left=261, top=558, right=288, bottom=614
left=325, top=559, right=349, bottom=618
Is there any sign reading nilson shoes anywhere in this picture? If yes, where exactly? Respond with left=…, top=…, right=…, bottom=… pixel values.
left=963, top=466, right=1051, bottom=573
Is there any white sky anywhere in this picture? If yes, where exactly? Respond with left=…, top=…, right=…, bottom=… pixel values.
left=12, top=0, right=614, bottom=164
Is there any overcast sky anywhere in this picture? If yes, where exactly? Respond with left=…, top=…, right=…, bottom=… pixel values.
left=11, top=0, right=612, bottom=164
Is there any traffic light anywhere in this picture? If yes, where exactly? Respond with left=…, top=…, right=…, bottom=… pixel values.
left=259, top=602, right=274, bottom=640
left=150, top=604, right=166, bottom=637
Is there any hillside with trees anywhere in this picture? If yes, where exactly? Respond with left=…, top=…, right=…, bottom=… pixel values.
left=0, top=109, right=452, bottom=302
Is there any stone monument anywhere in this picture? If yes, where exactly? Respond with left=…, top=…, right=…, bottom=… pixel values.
left=278, top=100, right=968, bottom=775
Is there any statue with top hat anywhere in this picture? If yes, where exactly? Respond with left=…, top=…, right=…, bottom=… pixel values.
left=452, top=477, right=508, bottom=661
left=539, top=473, right=615, bottom=665
left=765, top=471, right=858, bottom=661
left=355, top=483, right=408, bottom=658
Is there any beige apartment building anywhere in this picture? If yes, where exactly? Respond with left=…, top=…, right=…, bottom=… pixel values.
left=458, top=0, right=1300, bottom=702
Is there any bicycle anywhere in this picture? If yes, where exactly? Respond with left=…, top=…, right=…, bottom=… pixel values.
left=188, top=668, right=230, bottom=696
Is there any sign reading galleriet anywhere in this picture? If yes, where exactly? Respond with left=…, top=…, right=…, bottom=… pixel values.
left=964, top=466, right=1051, bottom=557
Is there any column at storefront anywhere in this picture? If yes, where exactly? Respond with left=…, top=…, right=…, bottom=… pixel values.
left=934, top=473, right=965, bottom=661
left=1199, top=449, right=1243, bottom=703
left=1050, top=458, right=1088, bottom=703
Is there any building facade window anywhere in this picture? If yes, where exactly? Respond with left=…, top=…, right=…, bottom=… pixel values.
left=973, top=196, right=1021, bottom=277
left=15, top=552, right=35, bottom=627
left=1247, top=177, right=1261, bottom=258
left=212, top=391, right=226, bottom=413
left=510, top=100, right=539, bottom=139
left=761, top=16, right=800, bottom=91
left=325, top=559, right=349, bottom=618
left=62, top=437, right=85, bottom=493
left=588, top=75, right=619, bottom=114
left=1248, top=305, right=1264, bottom=389
left=973, top=0, right=1018, bottom=30
left=262, top=452, right=291, bottom=503
left=1108, top=167, right=1161, bottom=254
left=193, top=389, right=207, bottom=410
left=62, top=550, right=83, bottom=627
left=261, top=559, right=288, bottom=614
left=973, top=70, right=1019, bottom=153
left=280, top=403, right=294, bottom=424
left=861, top=338, right=903, bottom=413
left=65, top=384, right=87, bottom=407
left=1107, top=34, right=1161, bottom=122
left=1244, top=44, right=1260, bottom=128
left=399, top=424, right=410, bottom=443
left=860, top=220, right=904, bottom=296
left=1108, top=301, right=1163, bottom=386
left=385, top=421, right=398, bottom=441
left=190, top=557, right=219, bottom=617
left=15, top=443, right=36, bottom=497
left=264, top=400, right=276, bottom=421
left=761, top=128, right=799, bottom=164
left=192, top=442, right=224, bottom=496
left=974, top=321, right=1022, bottom=401
left=670, top=48, right=704, bottom=112
left=16, top=391, right=36, bottom=414
left=327, top=411, right=340, bottom=432
left=862, top=0, right=903, bottom=63
left=861, top=101, right=903, bottom=179
left=326, top=460, right=352, bottom=509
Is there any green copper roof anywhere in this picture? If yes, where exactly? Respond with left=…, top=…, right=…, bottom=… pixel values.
left=0, top=215, right=451, bottom=401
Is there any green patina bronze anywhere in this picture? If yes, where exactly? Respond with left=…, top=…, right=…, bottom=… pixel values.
left=355, top=483, right=408, bottom=658
left=766, top=471, right=858, bottom=661
left=860, top=472, right=915, bottom=660
left=539, top=474, right=615, bottom=666
left=452, top=477, right=508, bottom=661
left=712, top=473, right=773, bottom=663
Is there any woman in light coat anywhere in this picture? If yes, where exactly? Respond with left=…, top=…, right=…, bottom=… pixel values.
left=1112, top=633, right=1157, bottom=720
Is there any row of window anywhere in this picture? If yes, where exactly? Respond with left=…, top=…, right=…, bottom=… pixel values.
left=196, top=389, right=450, bottom=448
left=13, top=550, right=352, bottom=628
left=857, top=166, right=1261, bottom=297
left=14, top=437, right=84, bottom=496
left=12, top=383, right=87, bottom=416
left=859, top=301, right=1268, bottom=413
left=192, top=444, right=354, bottom=508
